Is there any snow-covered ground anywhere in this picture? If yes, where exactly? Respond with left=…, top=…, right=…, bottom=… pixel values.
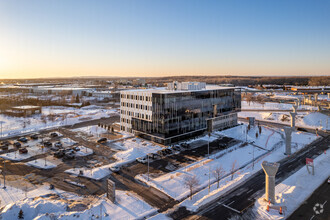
left=136, top=124, right=319, bottom=212
left=253, top=149, right=330, bottom=220
left=0, top=190, right=156, bottom=220
left=65, top=137, right=162, bottom=180
left=0, top=140, right=46, bottom=161
left=74, top=146, right=93, bottom=157
left=239, top=111, right=330, bottom=130
left=0, top=105, right=118, bottom=139
left=241, top=101, right=317, bottom=111
left=137, top=142, right=267, bottom=200
left=25, top=156, right=60, bottom=169
left=72, top=125, right=109, bottom=139
left=111, top=138, right=162, bottom=166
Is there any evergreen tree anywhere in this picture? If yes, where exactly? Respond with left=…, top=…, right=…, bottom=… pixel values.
left=18, top=209, right=24, bottom=219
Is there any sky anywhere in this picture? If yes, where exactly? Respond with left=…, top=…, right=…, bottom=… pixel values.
left=0, top=0, right=330, bottom=79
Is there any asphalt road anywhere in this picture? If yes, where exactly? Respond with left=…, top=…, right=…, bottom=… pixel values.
left=169, top=135, right=330, bottom=220
left=288, top=179, right=330, bottom=220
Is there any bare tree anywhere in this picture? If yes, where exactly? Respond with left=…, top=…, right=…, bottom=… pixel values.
left=230, top=160, right=238, bottom=180
left=213, top=165, right=225, bottom=188
left=245, top=93, right=253, bottom=106
left=184, top=175, right=199, bottom=200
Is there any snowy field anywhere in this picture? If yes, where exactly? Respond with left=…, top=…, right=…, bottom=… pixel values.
left=0, top=190, right=156, bottom=220
left=253, top=149, right=330, bottom=220
left=0, top=105, right=118, bottom=139
left=72, top=125, right=109, bottom=139
left=239, top=111, right=330, bottom=130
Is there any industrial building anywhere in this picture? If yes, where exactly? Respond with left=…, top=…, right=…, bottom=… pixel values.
left=120, top=82, right=241, bottom=145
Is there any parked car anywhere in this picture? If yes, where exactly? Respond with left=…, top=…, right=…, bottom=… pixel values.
left=54, top=150, right=65, bottom=158
left=157, top=150, right=166, bottom=157
left=54, top=142, right=62, bottom=148
left=1, top=141, right=10, bottom=146
left=13, top=142, right=21, bottom=148
left=19, top=148, right=28, bottom=154
left=50, top=132, right=58, bottom=138
left=63, top=152, right=75, bottom=160
left=97, top=137, right=107, bottom=143
left=18, top=137, right=28, bottom=143
left=30, top=134, right=38, bottom=140
left=72, top=146, right=80, bottom=152
left=0, top=145, right=8, bottom=150
left=44, top=141, right=52, bottom=147
left=136, top=157, right=147, bottom=163
left=50, top=146, right=59, bottom=151
left=150, top=153, right=160, bottom=160
left=109, top=165, right=120, bottom=173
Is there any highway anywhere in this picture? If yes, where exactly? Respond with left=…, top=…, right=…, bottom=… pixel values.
left=169, top=134, right=330, bottom=219
left=288, top=179, right=329, bottom=220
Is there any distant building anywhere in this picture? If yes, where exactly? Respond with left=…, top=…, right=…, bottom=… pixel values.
left=120, top=82, right=241, bottom=145
left=3, top=105, right=42, bottom=117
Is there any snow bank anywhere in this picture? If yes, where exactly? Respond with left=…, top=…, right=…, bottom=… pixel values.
left=254, top=149, right=330, bottom=220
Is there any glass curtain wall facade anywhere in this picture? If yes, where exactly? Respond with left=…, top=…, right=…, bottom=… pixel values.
left=131, top=88, right=241, bottom=145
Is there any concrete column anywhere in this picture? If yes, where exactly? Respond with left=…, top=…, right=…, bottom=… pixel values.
left=314, top=93, right=318, bottom=102
left=289, top=112, right=297, bottom=128
left=261, top=161, right=280, bottom=204
left=292, top=105, right=298, bottom=113
left=284, top=126, right=293, bottom=155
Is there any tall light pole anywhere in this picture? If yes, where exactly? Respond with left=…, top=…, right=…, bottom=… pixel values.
left=3, top=160, right=6, bottom=189
left=147, top=154, right=150, bottom=181
left=0, top=121, right=3, bottom=138
left=208, top=132, right=210, bottom=159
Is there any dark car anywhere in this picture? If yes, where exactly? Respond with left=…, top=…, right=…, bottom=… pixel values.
left=44, top=141, right=52, bottom=147
left=30, top=134, right=38, bottom=140
left=18, top=137, right=28, bottom=143
left=0, top=145, right=8, bottom=150
left=19, top=148, right=28, bottom=154
left=54, top=142, right=62, bottom=148
left=72, top=146, right=80, bottom=152
left=1, top=141, right=10, bottom=146
left=54, top=150, right=65, bottom=158
left=50, top=132, right=58, bottom=138
left=63, top=152, right=75, bottom=160
left=13, top=142, right=22, bottom=148
left=97, top=137, right=107, bottom=143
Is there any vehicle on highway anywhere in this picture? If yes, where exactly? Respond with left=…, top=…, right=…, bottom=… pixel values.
left=97, top=137, right=107, bottom=143
left=109, top=165, right=120, bottom=173
left=18, top=137, right=28, bottom=143
left=43, top=141, right=52, bottom=147
left=13, top=142, right=22, bottom=148
left=136, top=157, right=148, bottom=163
left=19, top=148, right=28, bottom=154
left=30, top=134, right=38, bottom=140
left=50, top=132, right=59, bottom=138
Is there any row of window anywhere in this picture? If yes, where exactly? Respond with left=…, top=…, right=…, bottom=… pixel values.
left=121, top=102, right=152, bottom=111
left=121, top=111, right=152, bottom=120
left=121, top=94, right=152, bottom=101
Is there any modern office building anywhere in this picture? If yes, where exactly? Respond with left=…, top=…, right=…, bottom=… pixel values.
left=120, top=82, right=241, bottom=145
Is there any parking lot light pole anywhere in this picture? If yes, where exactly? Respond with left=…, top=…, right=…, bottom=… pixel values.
left=208, top=132, right=210, bottom=159
left=147, top=154, right=149, bottom=181
left=3, top=160, right=6, bottom=189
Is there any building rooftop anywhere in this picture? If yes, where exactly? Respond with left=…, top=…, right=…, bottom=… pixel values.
left=121, top=85, right=235, bottom=94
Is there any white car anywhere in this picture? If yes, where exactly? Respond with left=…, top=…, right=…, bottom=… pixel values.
left=109, top=165, right=120, bottom=173
left=136, top=157, right=147, bottom=163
